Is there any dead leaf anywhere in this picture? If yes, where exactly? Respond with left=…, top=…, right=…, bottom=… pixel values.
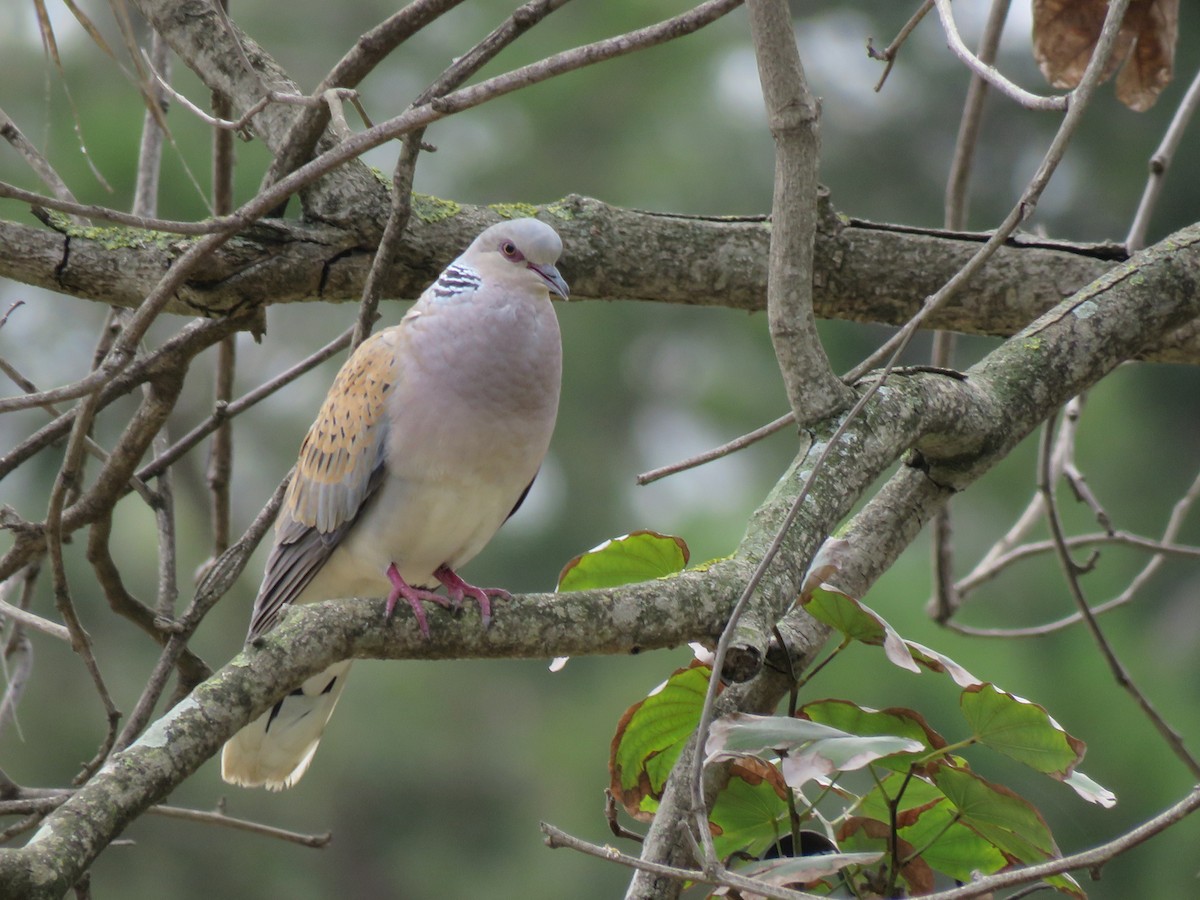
left=1032, top=0, right=1177, bottom=111
left=1115, top=0, right=1178, bottom=111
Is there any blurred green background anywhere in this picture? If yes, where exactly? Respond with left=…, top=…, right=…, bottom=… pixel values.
left=2, top=2, right=1200, bottom=897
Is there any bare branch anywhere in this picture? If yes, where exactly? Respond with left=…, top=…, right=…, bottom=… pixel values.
left=868, top=1, right=933, bottom=93
left=1127, top=64, right=1200, bottom=251
left=848, top=0, right=1138, bottom=381
left=0, top=108, right=83, bottom=221
left=636, top=412, right=794, bottom=485
left=944, top=0, right=1012, bottom=231
left=1037, top=415, right=1200, bottom=778
left=0, top=600, right=70, bottom=644
left=748, top=0, right=851, bottom=422
left=919, top=786, right=1200, bottom=900
left=931, top=0, right=1067, bottom=110
left=543, top=821, right=821, bottom=900
left=145, top=805, right=331, bottom=848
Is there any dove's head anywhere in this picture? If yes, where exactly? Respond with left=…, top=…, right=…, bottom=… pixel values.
left=470, top=218, right=569, bottom=300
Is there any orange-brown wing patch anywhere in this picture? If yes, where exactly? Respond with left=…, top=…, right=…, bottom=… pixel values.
left=283, top=329, right=397, bottom=534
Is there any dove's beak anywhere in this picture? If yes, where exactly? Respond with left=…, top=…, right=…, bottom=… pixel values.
left=530, top=262, right=569, bottom=300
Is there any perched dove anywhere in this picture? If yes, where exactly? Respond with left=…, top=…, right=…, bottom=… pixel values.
left=221, top=217, right=567, bottom=790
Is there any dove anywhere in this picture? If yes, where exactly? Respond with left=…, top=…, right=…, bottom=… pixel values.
left=221, top=217, right=567, bottom=790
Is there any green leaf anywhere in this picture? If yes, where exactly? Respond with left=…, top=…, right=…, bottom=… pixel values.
left=856, top=773, right=1006, bottom=881
left=609, top=665, right=709, bottom=819
left=558, top=530, right=689, bottom=591
left=960, top=683, right=1085, bottom=779
left=801, top=586, right=919, bottom=673
left=932, top=765, right=1059, bottom=859
left=895, top=795, right=1008, bottom=882
left=710, top=759, right=791, bottom=860
left=856, top=772, right=946, bottom=822
left=798, top=700, right=948, bottom=772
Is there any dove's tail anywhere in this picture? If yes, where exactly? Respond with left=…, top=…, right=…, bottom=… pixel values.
left=221, top=660, right=352, bottom=790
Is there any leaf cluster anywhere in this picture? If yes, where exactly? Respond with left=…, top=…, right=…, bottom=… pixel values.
left=580, top=535, right=1116, bottom=897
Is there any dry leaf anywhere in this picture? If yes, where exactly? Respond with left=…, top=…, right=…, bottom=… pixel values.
left=1032, top=0, right=1177, bottom=111
left=1115, top=0, right=1178, bottom=111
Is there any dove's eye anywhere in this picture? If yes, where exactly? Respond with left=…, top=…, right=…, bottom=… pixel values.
left=500, top=241, right=524, bottom=261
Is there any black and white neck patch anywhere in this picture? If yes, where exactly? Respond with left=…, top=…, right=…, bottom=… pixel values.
left=431, top=263, right=482, bottom=299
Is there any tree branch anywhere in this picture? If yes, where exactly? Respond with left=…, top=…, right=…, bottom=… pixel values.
left=623, top=221, right=1200, bottom=898
left=747, top=0, right=851, bottom=421
left=4, top=216, right=1197, bottom=892
left=9, top=197, right=1196, bottom=361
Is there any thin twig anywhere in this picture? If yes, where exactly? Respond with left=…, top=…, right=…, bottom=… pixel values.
left=0, top=180, right=231, bottom=234
left=542, top=821, right=822, bottom=900
left=1127, top=65, right=1200, bottom=251
left=931, top=0, right=1066, bottom=111
left=0, top=357, right=159, bottom=506
left=133, top=31, right=180, bottom=620
left=131, top=33, right=170, bottom=220
left=352, top=142, right=419, bottom=350
left=952, top=465, right=1200, bottom=636
left=868, top=0, right=933, bottom=93
left=0, top=107, right=84, bottom=222
left=944, top=0, right=1011, bottom=231
left=208, top=58, right=237, bottom=565
left=147, top=804, right=332, bottom=847
left=916, top=786, right=1200, bottom=899
left=44, top=390, right=122, bottom=782
left=138, top=325, right=355, bottom=482
left=636, top=412, right=794, bottom=485
left=206, top=336, right=236, bottom=560
left=0, top=599, right=70, bottom=643
left=847, top=0, right=1136, bottom=383
left=0, top=612, right=33, bottom=739
left=1037, top=415, right=1200, bottom=779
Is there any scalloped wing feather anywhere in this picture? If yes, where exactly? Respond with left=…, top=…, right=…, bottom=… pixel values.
left=285, top=329, right=398, bottom=532
left=245, top=329, right=399, bottom=640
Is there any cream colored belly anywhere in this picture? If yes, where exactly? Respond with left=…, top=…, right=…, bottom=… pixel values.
left=295, top=473, right=516, bottom=605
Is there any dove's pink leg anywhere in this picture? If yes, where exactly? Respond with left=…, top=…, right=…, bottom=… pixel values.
left=384, top=563, right=454, bottom=638
left=432, top=565, right=511, bottom=628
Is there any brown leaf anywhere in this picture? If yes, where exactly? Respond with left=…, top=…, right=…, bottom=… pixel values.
left=1032, top=0, right=1177, bottom=111
left=1116, top=0, right=1178, bottom=111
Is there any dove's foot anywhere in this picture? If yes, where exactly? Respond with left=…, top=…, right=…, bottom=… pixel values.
left=384, top=563, right=454, bottom=638
left=432, top=565, right=511, bottom=628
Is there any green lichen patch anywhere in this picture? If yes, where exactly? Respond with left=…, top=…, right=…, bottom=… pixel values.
left=410, top=193, right=461, bottom=223
left=370, top=166, right=393, bottom=189
left=488, top=202, right=540, bottom=220
left=42, top=209, right=184, bottom=251
left=543, top=200, right=576, bottom=220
